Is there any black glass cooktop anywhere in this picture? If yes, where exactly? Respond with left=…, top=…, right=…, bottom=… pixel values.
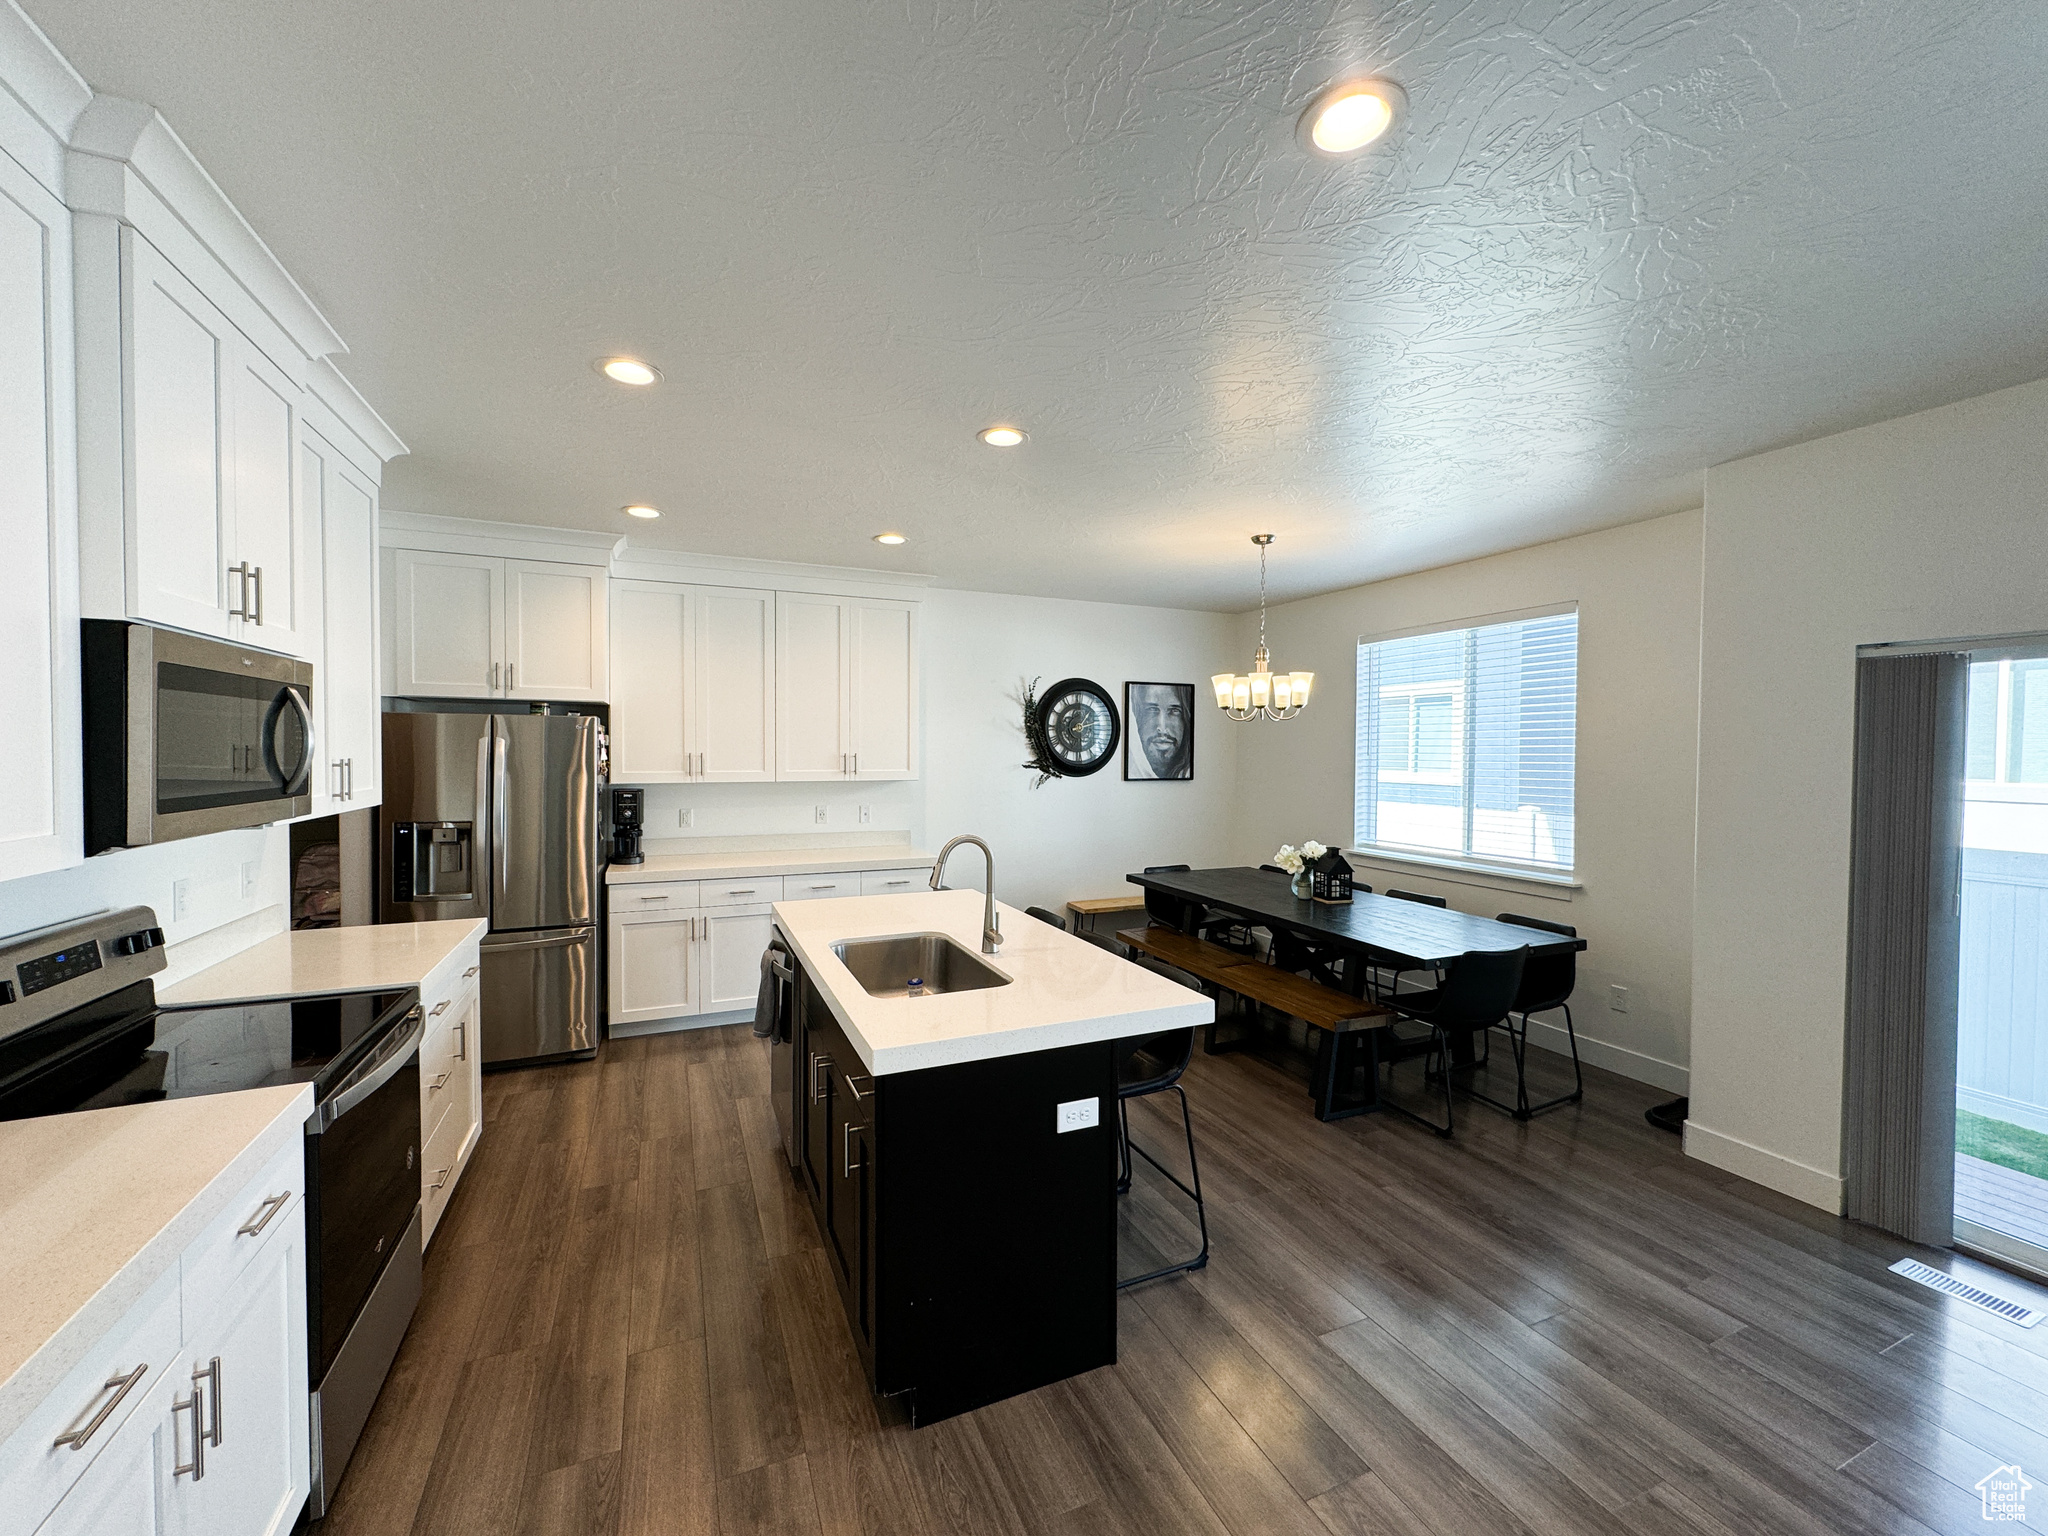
left=0, top=987, right=415, bottom=1121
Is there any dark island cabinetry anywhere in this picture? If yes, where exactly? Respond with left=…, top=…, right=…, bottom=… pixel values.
left=791, top=966, right=1119, bottom=1424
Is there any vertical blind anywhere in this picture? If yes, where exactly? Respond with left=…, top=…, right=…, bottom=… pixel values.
left=1354, top=610, right=1579, bottom=871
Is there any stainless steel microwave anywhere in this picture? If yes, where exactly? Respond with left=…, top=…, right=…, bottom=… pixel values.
left=82, top=621, right=316, bottom=855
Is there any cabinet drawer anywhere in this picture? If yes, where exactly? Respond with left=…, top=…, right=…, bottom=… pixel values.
left=421, top=947, right=481, bottom=1020
left=0, top=1263, right=182, bottom=1536
left=702, top=876, right=782, bottom=907
left=179, top=1133, right=305, bottom=1316
left=421, top=1014, right=474, bottom=1153
left=612, top=881, right=700, bottom=915
left=859, top=868, right=929, bottom=896
left=420, top=1093, right=472, bottom=1243
left=780, top=872, right=859, bottom=901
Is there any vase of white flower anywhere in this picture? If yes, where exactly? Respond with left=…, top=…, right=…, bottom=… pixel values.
left=1273, top=841, right=1327, bottom=899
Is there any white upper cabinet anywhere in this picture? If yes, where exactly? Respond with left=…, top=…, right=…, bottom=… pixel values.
left=850, top=598, right=918, bottom=780
left=301, top=430, right=382, bottom=810
left=0, top=142, right=80, bottom=883
left=776, top=594, right=852, bottom=781
left=611, top=582, right=774, bottom=783
left=505, top=559, right=608, bottom=701
left=118, top=231, right=309, bottom=655
left=389, top=551, right=606, bottom=702
left=392, top=549, right=500, bottom=697
left=773, top=593, right=918, bottom=781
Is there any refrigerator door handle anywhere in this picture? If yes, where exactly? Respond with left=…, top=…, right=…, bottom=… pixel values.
left=491, top=723, right=509, bottom=916
left=486, top=932, right=589, bottom=953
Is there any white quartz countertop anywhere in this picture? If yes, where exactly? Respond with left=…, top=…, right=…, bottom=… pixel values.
left=607, top=846, right=935, bottom=886
left=157, top=919, right=488, bottom=1007
left=773, top=889, right=1212, bottom=1075
left=0, top=1084, right=314, bottom=1441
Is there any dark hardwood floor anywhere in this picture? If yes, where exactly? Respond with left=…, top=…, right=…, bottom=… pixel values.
left=319, top=1023, right=2048, bottom=1536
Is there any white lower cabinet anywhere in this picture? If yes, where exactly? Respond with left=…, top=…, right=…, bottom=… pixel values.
left=14, top=1149, right=309, bottom=1536
left=607, top=883, right=774, bottom=1028
left=419, top=945, right=484, bottom=1245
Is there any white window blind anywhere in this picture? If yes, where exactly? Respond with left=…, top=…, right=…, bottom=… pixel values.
left=1355, top=610, right=1578, bottom=872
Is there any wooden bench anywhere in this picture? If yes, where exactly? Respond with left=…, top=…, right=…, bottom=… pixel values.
left=1066, top=894, right=1147, bottom=934
left=1116, top=926, right=1391, bottom=1121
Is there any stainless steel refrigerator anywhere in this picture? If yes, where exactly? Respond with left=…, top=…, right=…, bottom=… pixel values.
left=380, top=712, right=602, bottom=1065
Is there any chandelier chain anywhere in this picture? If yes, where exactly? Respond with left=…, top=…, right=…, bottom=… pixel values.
left=1258, top=539, right=1268, bottom=651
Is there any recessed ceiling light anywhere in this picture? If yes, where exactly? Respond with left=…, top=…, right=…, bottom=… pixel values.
left=978, top=425, right=1026, bottom=447
left=872, top=532, right=907, bottom=545
left=623, top=504, right=661, bottom=519
left=1299, top=78, right=1405, bottom=156
left=599, top=357, right=661, bottom=386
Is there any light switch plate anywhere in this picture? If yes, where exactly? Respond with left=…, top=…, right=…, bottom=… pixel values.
left=1056, top=1097, right=1100, bottom=1133
left=1609, top=984, right=1629, bottom=1013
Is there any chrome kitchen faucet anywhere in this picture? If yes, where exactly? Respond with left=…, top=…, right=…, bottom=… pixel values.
left=930, top=835, right=1001, bottom=956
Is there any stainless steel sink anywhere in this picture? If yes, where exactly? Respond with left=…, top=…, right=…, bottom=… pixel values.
left=832, top=933, right=1011, bottom=999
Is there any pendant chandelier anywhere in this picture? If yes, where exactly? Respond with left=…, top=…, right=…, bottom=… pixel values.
left=1213, top=534, right=1313, bottom=722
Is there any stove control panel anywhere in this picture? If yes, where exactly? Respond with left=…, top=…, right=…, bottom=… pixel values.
left=0, top=906, right=167, bottom=1042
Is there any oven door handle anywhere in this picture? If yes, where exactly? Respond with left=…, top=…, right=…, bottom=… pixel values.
left=311, top=1006, right=425, bottom=1132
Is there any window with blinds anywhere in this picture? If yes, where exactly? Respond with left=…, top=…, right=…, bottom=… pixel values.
left=1354, top=609, right=1578, bottom=872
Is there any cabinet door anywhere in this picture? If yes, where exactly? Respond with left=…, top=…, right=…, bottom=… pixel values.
left=849, top=598, right=917, bottom=779
left=702, top=907, right=774, bottom=1013
left=0, top=152, right=76, bottom=882
left=692, top=586, right=775, bottom=781
left=125, top=232, right=231, bottom=639
left=321, top=457, right=381, bottom=808
left=609, top=581, right=690, bottom=781
left=504, top=559, right=607, bottom=702
left=226, top=340, right=307, bottom=655
left=392, top=549, right=502, bottom=698
left=34, top=1365, right=180, bottom=1536
left=168, top=1207, right=309, bottom=1536
left=775, top=594, right=850, bottom=780
left=607, top=911, right=701, bottom=1025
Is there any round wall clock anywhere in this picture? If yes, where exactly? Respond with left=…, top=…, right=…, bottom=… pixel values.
left=1033, top=677, right=1121, bottom=777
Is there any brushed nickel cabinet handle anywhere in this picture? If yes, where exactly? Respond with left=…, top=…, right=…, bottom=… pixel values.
left=843, top=1121, right=866, bottom=1175
left=508, top=662, right=516, bottom=691
left=428, top=1167, right=451, bottom=1191
left=249, top=566, right=263, bottom=625
left=809, top=1053, right=829, bottom=1104
left=226, top=562, right=249, bottom=619
left=237, top=1192, right=290, bottom=1237
left=199, top=1356, right=222, bottom=1449
left=455, top=1021, right=466, bottom=1061
left=492, top=661, right=501, bottom=691
left=846, top=1074, right=871, bottom=1102
left=173, top=1387, right=204, bottom=1479
left=853, top=753, right=859, bottom=775
left=429, top=1071, right=449, bottom=1092
left=53, top=1364, right=147, bottom=1450
left=462, top=966, right=479, bottom=978
left=430, top=1000, right=451, bottom=1016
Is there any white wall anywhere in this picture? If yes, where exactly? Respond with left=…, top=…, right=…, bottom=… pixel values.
left=920, top=588, right=1241, bottom=916
left=1690, top=375, right=2048, bottom=1211
left=0, top=825, right=292, bottom=987
left=1229, top=512, right=1706, bottom=1093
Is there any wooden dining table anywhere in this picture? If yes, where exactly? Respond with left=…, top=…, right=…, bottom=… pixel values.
left=1125, top=865, right=1587, bottom=1116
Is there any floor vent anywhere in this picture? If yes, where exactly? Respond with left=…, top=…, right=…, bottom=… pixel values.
left=1888, top=1258, right=2046, bottom=1328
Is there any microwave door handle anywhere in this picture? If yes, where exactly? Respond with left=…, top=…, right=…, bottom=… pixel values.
left=270, top=686, right=315, bottom=795
left=312, top=1007, right=425, bottom=1131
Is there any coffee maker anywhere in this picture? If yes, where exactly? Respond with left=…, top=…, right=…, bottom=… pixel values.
left=609, top=786, right=644, bottom=865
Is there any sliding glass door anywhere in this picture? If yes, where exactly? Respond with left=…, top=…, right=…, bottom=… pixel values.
left=1956, top=653, right=2048, bottom=1276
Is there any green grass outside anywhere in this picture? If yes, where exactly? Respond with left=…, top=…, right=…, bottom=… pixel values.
left=1958, top=1108, right=2048, bottom=1181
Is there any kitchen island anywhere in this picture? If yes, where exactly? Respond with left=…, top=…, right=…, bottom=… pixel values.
left=771, top=889, right=1210, bottom=1424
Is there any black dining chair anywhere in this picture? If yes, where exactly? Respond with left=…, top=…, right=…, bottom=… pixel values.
left=1373, top=890, right=1449, bottom=1000
left=1378, top=946, right=1528, bottom=1138
left=1142, top=864, right=1254, bottom=954
left=1025, top=906, right=1067, bottom=930
left=1080, top=929, right=1210, bottom=1286
left=1468, top=913, right=1583, bottom=1119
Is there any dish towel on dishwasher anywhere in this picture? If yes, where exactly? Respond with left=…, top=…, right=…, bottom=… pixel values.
left=754, top=938, right=792, bottom=1038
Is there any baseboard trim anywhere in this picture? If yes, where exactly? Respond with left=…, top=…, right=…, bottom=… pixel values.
left=608, top=1007, right=754, bottom=1040
left=1683, top=1119, right=1845, bottom=1213
left=1521, top=1018, right=1688, bottom=1095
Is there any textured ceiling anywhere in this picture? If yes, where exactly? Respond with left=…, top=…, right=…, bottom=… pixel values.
left=26, top=0, right=2048, bottom=609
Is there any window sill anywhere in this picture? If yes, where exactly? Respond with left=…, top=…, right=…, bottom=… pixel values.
left=1347, top=845, right=1581, bottom=900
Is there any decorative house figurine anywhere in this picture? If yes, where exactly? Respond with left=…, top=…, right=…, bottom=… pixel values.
left=1311, top=847, right=1354, bottom=905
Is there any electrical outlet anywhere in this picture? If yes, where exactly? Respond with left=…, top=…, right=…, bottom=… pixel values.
left=171, top=878, right=190, bottom=922
left=1056, top=1097, right=1100, bottom=1134
left=1609, top=984, right=1629, bottom=1013
left=814, top=805, right=828, bottom=825
left=678, top=808, right=692, bottom=828
left=859, top=804, right=871, bottom=824
left=241, top=861, right=258, bottom=899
